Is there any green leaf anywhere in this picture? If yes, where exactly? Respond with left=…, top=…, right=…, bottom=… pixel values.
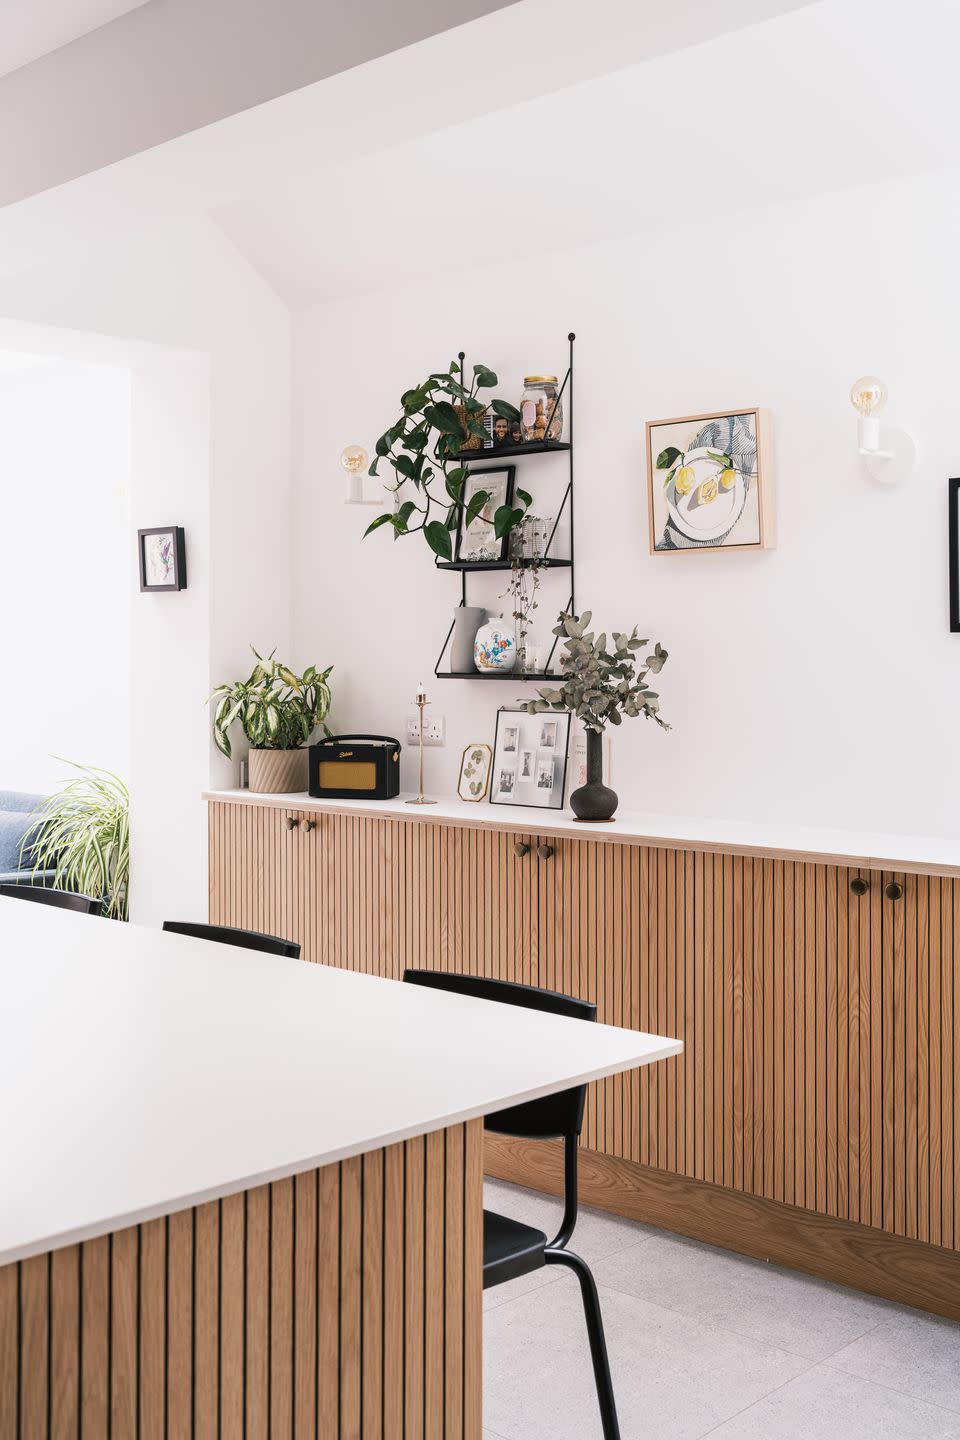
left=490, top=398, right=521, bottom=422
left=473, top=364, right=498, bottom=389
left=656, top=446, right=682, bottom=469
left=445, top=472, right=466, bottom=505
left=465, top=489, right=490, bottom=527
left=493, top=505, right=522, bottom=539
left=662, top=467, right=676, bottom=490
left=363, top=512, right=394, bottom=538
left=424, top=521, right=453, bottom=561
left=515, top=488, right=532, bottom=509
left=423, top=401, right=464, bottom=437
left=375, top=431, right=392, bottom=457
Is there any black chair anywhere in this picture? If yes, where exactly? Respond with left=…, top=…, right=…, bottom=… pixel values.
left=162, top=920, right=301, bottom=959
left=403, top=968, right=621, bottom=1440
left=0, top=882, right=101, bottom=915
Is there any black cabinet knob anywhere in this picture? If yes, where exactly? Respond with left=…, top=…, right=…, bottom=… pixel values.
left=301, top=819, right=315, bottom=833
left=538, top=844, right=555, bottom=860
left=885, top=881, right=904, bottom=902
left=514, top=840, right=530, bottom=858
left=285, top=816, right=298, bottom=831
left=850, top=877, right=869, bottom=897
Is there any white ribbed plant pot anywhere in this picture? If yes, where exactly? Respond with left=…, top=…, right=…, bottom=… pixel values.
left=248, top=748, right=308, bottom=794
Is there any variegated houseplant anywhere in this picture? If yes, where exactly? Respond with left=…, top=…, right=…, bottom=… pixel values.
left=209, top=647, right=333, bottom=793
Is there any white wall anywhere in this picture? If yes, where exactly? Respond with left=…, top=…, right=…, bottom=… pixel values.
left=292, top=166, right=960, bottom=840
left=0, top=216, right=292, bottom=923
left=0, top=356, right=131, bottom=795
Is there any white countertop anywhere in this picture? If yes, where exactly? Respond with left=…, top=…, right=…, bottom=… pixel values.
left=204, top=789, right=960, bottom=878
left=0, top=898, right=681, bottom=1265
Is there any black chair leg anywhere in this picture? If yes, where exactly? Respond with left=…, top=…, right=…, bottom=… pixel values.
left=545, top=1247, right=621, bottom=1440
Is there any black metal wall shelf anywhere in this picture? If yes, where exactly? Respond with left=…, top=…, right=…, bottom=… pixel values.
left=435, top=670, right=560, bottom=682
left=435, top=333, right=576, bottom=679
left=435, top=557, right=572, bottom=573
left=449, top=439, right=570, bottom=462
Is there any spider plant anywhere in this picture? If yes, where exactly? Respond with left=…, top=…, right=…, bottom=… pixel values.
left=20, top=761, right=130, bottom=920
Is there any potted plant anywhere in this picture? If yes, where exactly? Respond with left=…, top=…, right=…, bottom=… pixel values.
left=209, top=647, right=333, bottom=794
left=21, top=761, right=129, bottom=919
left=522, top=610, right=669, bottom=822
left=363, top=358, right=530, bottom=560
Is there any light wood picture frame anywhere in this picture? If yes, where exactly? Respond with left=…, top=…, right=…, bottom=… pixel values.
left=646, top=408, right=774, bottom=554
left=457, top=742, right=493, bottom=802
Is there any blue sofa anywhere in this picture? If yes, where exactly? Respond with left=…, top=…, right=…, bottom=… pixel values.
left=0, top=791, right=55, bottom=886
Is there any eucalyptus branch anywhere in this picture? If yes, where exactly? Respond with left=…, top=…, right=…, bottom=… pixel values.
left=522, top=610, right=670, bottom=732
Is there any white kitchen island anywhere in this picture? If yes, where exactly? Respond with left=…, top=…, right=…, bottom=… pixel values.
left=0, top=896, right=680, bottom=1438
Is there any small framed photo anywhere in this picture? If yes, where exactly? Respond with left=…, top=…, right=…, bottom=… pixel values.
left=490, top=707, right=570, bottom=811
left=457, top=743, right=493, bottom=803
left=950, top=479, right=960, bottom=632
left=138, top=526, right=187, bottom=592
left=456, top=465, right=515, bottom=563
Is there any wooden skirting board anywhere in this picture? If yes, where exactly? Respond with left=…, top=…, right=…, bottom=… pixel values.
left=0, top=1123, right=483, bottom=1440
left=486, top=1133, right=960, bottom=1322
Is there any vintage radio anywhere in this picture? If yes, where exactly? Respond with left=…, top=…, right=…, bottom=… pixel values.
left=309, top=734, right=401, bottom=800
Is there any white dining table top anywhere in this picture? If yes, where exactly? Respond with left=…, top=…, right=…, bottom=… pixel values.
left=0, top=897, right=681, bottom=1265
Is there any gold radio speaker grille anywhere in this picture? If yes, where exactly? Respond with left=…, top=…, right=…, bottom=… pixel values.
left=317, top=759, right=377, bottom=791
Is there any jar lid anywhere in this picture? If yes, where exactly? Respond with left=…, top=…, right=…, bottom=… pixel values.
left=523, top=375, right=558, bottom=384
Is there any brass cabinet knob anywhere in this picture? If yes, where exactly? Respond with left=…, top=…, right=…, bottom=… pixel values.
left=285, top=816, right=298, bottom=831
left=514, top=840, right=530, bottom=858
left=850, top=877, right=869, bottom=897
left=885, top=881, right=904, bottom=902
left=537, top=843, right=555, bottom=860
left=301, top=819, right=315, bottom=833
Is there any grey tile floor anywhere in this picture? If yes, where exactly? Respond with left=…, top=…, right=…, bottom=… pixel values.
left=482, top=1179, right=960, bottom=1440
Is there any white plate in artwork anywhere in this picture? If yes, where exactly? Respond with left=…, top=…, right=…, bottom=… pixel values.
left=666, top=445, right=746, bottom=543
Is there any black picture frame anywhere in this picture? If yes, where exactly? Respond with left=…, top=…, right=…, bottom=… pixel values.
left=138, top=526, right=187, bottom=592
left=489, top=706, right=570, bottom=812
left=950, top=479, right=960, bottom=632
left=455, top=464, right=516, bottom=563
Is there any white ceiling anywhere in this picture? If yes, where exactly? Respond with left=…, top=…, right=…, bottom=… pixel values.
left=0, top=0, right=957, bottom=312
left=0, top=0, right=150, bottom=79
left=0, top=0, right=823, bottom=282
left=213, top=0, right=960, bottom=306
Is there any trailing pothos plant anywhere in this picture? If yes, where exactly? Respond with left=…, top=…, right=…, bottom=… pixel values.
left=363, top=359, right=530, bottom=561
left=208, top=647, right=333, bottom=758
left=522, top=610, right=670, bottom=731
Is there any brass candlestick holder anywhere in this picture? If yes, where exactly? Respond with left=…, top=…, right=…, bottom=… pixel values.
left=406, top=684, right=437, bottom=805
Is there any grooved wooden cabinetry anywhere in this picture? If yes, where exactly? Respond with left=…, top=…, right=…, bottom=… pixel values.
left=0, top=1122, right=483, bottom=1440
left=208, top=798, right=960, bottom=1319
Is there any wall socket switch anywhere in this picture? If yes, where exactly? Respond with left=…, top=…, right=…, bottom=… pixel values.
left=406, top=714, right=445, bottom=747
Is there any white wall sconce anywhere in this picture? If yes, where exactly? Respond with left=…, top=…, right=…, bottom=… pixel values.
left=340, top=444, right=378, bottom=505
left=849, top=376, right=915, bottom=483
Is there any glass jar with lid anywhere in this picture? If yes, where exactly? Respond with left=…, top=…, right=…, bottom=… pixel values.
left=520, top=376, right=563, bottom=444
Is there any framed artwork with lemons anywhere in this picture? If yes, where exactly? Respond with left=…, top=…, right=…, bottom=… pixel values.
left=646, top=408, right=773, bottom=553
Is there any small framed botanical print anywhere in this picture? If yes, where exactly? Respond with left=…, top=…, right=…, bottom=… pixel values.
left=646, top=409, right=773, bottom=553
left=138, top=526, right=187, bottom=591
left=490, top=707, right=570, bottom=811
left=457, top=743, right=493, bottom=802
left=456, top=465, right=516, bottom=563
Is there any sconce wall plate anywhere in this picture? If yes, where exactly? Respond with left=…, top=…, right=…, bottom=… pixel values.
left=862, top=427, right=916, bottom=486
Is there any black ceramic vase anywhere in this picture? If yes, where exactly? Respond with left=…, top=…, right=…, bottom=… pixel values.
left=569, top=728, right=618, bottom=822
